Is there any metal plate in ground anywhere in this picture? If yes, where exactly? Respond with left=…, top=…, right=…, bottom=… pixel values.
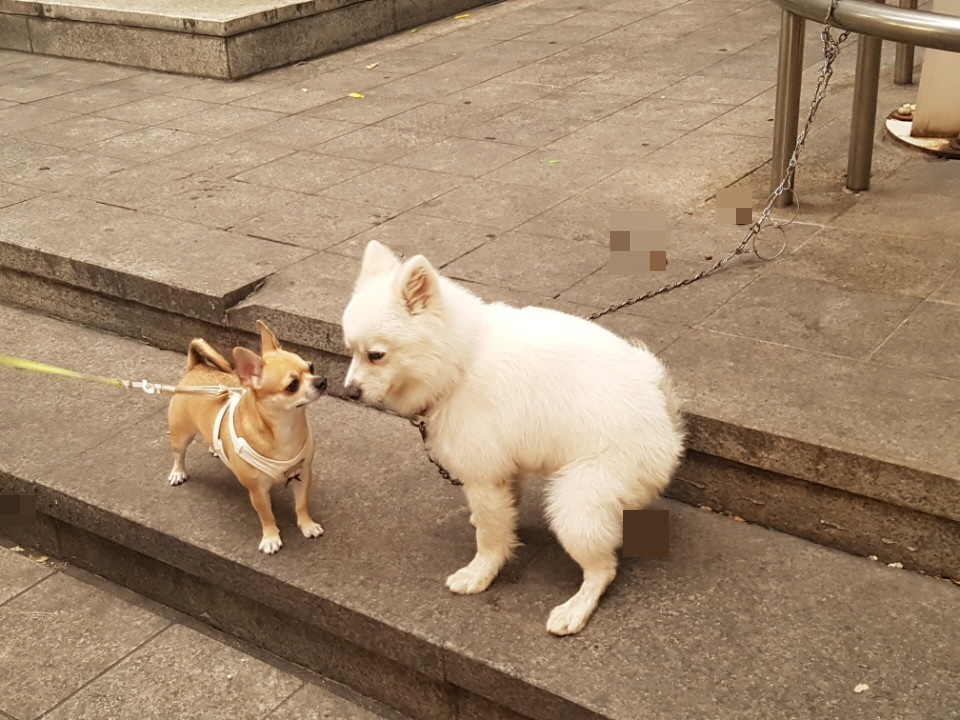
left=885, top=115, right=960, bottom=159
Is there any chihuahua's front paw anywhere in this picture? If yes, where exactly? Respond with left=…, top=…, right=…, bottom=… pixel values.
left=259, top=534, right=283, bottom=554
left=446, top=556, right=500, bottom=595
left=168, top=470, right=188, bottom=486
left=299, top=520, right=324, bottom=538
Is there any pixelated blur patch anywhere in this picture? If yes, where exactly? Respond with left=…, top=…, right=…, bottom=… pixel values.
left=622, top=509, right=669, bottom=558
left=609, top=210, right=668, bottom=274
left=715, top=187, right=753, bottom=225
left=0, top=494, right=36, bottom=527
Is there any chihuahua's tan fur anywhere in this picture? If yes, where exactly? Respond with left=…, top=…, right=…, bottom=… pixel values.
left=166, top=321, right=327, bottom=554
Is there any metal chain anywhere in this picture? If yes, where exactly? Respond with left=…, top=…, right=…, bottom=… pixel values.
left=587, top=0, right=850, bottom=322
left=412, top=417, right=462, bottom=485
left=419, top=1, right=851, bottom=485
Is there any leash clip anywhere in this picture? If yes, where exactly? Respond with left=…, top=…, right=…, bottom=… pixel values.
left=137, top=379, right=162, bottom=395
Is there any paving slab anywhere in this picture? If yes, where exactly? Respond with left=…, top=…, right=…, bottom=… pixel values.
left=0, top=573, right=170, bottom=719
left=0, top=545, right=52, bottom=604
left=150, top=137, right=296, bottom=181
left=443, top=229, right=608, bottom=297
left=871, top=300, right=960, bottom=381
left=234, top=150, right=380, bottom=195
left=141, top=178, right=308, bottom=230
left=1, top=305, right=958, bottom=720
left=321, top=164, right=467, bottom=211
left=266, top=682, right=385, bottom=719
left=44, top=624, right=302, bottom=720
left=238, top=195, right=397, bottom=250
left=329, top=212, right=497, bottom=266
left=769, top=225, right=960, bottom=298
left=0, top=545, right=399, bottom=720
left=701, top=274, right=922, bottom=360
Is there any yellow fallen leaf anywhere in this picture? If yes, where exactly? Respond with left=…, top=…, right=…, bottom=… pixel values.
left=34, top=555, right=48, bottom=563
left=455, top=13, right=470, bottom=18
left=365, top=62, right=379, bottom=70
left=547, top=158, right=561, bottom=164
left=348, top=92, right=365, bottom=99
left=410, top=28, right=419, bottom=32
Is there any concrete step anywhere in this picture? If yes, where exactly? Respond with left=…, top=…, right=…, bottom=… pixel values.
left=1, top=303, right=958, bottom=720
left=1, top=216, right=958, bottom=580
left=0, top=0, right=498, bottom=79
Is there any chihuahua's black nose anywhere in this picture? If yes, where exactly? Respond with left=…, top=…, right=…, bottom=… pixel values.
left=345, top=384, right=362, bottom=401
left=312, top=377, right=327, bottom=393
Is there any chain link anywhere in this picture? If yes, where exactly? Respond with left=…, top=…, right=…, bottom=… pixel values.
left=419, top=1, right=851, bottom=485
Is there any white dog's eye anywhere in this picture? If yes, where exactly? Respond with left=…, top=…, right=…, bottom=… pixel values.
left=367, top=351, right=385, bottom=362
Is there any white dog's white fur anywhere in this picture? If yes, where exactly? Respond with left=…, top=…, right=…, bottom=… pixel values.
left=342, top=240, right=685, bottom=635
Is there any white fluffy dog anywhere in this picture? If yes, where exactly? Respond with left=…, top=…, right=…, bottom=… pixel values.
left=342, top=240, right=685, bottom=635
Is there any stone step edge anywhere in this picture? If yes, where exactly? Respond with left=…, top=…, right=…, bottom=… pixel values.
left=2, top=266, right=958, bottom=578
left=0, top=472, right=606, bottom=720
left=2, top=0, right=368, bottom=38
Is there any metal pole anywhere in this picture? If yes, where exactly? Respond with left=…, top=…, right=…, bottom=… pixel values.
left=771, top=9, right=806, bottom=208
left=846, top=0, right=885, bottom=192
left=894, top=0, right=919, bottom=84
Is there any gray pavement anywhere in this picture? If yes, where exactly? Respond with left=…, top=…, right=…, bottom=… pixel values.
left=0, top=541, right=398, bottom=720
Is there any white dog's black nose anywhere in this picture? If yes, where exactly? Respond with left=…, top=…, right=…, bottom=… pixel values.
left=312, top=377, right=327, bottom=393
left=345, top=384, right=362, bottom=401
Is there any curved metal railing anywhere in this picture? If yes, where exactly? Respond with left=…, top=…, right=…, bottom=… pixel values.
left=769, top=0, right=960, bottom=202
left=772, top=0, right=960, bottom=49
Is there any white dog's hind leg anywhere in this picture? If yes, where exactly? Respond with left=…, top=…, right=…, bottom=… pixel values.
left=447, top=479, right=519, bottom=595
left=544, top=464, right=622, bottom=635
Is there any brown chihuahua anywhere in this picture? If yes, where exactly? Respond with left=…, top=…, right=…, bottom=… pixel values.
left=167, top=320, right=327, bottom=554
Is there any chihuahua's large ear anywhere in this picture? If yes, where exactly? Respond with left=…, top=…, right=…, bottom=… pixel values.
left=233, top=347, right=264, bottom=389
left=256, top=320, right=281, bottom=354
left=356, top=240, right=399, bottom=288
left=396, top=255, right=438, bottom=315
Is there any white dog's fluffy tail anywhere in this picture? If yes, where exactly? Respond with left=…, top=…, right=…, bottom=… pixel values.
left=631, top=339, right=685, bottom=442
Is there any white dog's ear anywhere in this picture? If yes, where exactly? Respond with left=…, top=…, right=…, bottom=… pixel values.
left=356, top=240, right=399, bottom=287
left=396, top=255, right=438, bottom=315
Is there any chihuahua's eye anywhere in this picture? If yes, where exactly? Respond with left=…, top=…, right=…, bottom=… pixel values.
left=286, top=378, right=300, bottom=393
left=367, top=351, right=385, bottom=362
left=308, top=363, right=315, bottom=375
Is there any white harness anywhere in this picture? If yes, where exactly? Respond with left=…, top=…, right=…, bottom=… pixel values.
left=212, top=390, right=311, bottom=483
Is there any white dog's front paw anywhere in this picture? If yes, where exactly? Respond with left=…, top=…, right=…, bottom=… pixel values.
left=168, top=470, right=188, bottom=486
left=259, top=534, right=283, bottom=554
left=446, top=556, right=499, bottom=594
left=208, top=445, right=219, bottom=459
left=299, top=520, right=324, bottom=538
left=546, top=598, right=592, bottom=636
